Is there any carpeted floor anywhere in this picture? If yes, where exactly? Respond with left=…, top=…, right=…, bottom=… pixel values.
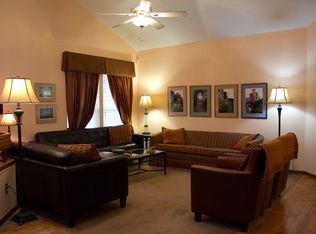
left=0, top=166, right=303, bottom=234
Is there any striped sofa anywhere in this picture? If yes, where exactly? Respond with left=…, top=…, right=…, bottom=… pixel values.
left=150, top=130, right=264, bottom=169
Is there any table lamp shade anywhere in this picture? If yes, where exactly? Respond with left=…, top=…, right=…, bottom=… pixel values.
left=0, top=113, right=17, bottom=126
left=139, top=94, right=152, bottom=108
left=0, top=77, right=39, bottom=103
left=268, top=86, right=291, bottom=104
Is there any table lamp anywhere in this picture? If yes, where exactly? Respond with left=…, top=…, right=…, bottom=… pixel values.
left=139, top=93, right=152, bottom=135
left=1, top=113, right=17, bottom=133
left=139, top=94, right=152, bottom=151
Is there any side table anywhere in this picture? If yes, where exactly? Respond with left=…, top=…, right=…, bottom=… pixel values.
left=0, top=158, right=18, bottom=225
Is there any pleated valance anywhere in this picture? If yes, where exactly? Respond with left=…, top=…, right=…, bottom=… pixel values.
left=62, top=51, right=135, bottom=77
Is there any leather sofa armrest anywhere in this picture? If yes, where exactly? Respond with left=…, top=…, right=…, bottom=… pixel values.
left=132, top=134, right=143, bottom=146
left=191, top=164, right=252, bottom=181
left=191, top=165, right=257, bottom=204
left=23, top=143, right=79, bottom=166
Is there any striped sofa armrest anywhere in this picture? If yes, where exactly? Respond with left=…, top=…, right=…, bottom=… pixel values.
left=241, top=134, right=264, bottom=154
left=150, top=133, right=163, bottom=148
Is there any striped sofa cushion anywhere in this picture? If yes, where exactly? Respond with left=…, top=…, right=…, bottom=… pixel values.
left=185, top=131, right=248, bottom=148
left=109, top=124, right=133, bottom=146
left=155, top=143, right=240, bottom=158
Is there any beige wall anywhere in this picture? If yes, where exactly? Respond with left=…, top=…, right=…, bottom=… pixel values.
left=136, top=29, right=306, bottom=170
left=0, top=0, right=313, bottom=173
left=305, top=21, right=316, bottom=175
left=0, top=0, right=137, bottom=141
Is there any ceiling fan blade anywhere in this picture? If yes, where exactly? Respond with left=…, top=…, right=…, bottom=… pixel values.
left=97, top=12, right=136, bottom=17
left=112, top=18, right=133, bottom=28
left=150, top=18, right=165, bottom=30
left=150, top=11, right=187, bottom=18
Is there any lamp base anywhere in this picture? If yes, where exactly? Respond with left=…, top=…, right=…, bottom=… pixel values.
left=142, top=132, right=151, bottom=136
left=11, top=209, right=37, bottom=225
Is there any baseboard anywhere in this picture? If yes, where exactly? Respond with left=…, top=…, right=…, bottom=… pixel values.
left=288, top=170, right=316, bottom=178
left=302, top=171, right=316, bottom=179
left=289, top=169, right=303, bottom=173
left=0, top=205, right=19, bottom=226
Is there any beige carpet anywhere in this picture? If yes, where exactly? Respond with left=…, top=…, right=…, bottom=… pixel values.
left=0, top=167, right=302, bottom=234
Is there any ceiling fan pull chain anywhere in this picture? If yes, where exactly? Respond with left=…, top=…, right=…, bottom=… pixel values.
left=138, top=28, right=144, bottom=42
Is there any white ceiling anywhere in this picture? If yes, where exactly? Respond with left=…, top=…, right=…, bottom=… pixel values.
left=76, top=0, right=316, bottom=51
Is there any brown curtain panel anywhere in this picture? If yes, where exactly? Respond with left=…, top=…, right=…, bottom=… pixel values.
left=108, top=75, right=133, bottom=125
left=65, top=71, right=99, bottom=129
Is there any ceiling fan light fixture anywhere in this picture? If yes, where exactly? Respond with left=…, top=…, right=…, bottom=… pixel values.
left=131, top=15, right=153, bottom=27
left=137, top=0, right=152, bottom=14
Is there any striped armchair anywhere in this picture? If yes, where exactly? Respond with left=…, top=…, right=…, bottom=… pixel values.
left=150, top=130, right=264, bottom=169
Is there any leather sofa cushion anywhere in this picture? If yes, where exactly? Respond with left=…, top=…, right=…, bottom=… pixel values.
left=35, top=127, right=110, bottom=148
left=109, top=124, right=132, bottom=146
left=57, top=144, right=101, bottom=163
left=80, top=127, right=110, bottom=148
left=162, top=127, right=186, bottom=144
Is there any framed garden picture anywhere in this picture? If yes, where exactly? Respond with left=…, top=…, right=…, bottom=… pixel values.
left=241, top=83, right=267, bottom=119
left=35, top=83, right=56, bottom=102
left=168, top=86, right=187, bottom=116
left=214, top=84, right=238, bottom=118
left=190, top=85, right=211, bottom=117
left=35, top=104, right=57, bottom=124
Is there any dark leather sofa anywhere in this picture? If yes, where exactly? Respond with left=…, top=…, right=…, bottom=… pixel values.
left=12, top=125, right=142, bottom=227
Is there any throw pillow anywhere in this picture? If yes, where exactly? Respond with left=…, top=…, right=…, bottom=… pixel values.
left=57, top=144, right=101, bottom=163
left=162, top=127, right=186, bottom=145
left=233, top=134, right=258, bottom=151
left=109, top=124, right=133, bottom=146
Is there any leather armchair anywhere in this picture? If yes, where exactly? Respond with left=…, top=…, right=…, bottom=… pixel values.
left=191, top=146, right=267, bottom=232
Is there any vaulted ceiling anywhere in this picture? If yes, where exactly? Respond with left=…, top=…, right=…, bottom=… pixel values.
left=76, top=0, right=316, bottom=51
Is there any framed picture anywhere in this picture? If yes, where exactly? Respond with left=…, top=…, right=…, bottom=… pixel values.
left=190, top=85, right=211, bottom=117
left=35, top=104, right=57, bottom=124
left=241, top=83, right=267, bottom=119
left=35, top=83, right=56, bottom=102
left=168, top=86, right=187, bottom=116
left=214, top=84, right=238, bottom=118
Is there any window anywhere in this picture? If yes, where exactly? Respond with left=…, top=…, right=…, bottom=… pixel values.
left=86, top=75, right=122, bottom=128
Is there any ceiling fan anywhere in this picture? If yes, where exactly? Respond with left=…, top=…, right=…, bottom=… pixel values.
left=97, top=0, right=187, bottom=29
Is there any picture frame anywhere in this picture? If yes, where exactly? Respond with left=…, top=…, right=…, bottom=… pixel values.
left=35, top=83, right=56, bottom=102
left=214, top=84, right=238, bottom=118
left=241, top=83, right=267, bottom=119
left=190, top=85, right=211, bottom=117
left=35, top=104, right=57, bottom=124
left=168, top=86, right=187, bottom=116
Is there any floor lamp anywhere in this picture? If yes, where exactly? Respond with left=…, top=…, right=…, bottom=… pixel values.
left=268, top=86, right=291, bottom=137
left=139, top=93, right=152, bottom=150
left=0, top=77, right=39, bottom=224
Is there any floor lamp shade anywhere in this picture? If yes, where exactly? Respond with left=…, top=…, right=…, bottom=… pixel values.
left=268, top=86, right=291, bottom=137
left=268, top=86, right=291, bottom=104
left=0, top=77, right=39, bottom=103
